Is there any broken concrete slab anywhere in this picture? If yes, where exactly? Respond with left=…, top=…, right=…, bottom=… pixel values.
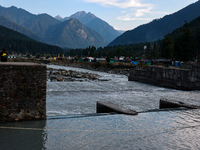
left=97, top=101, right=138, bottom=115
left=160, top=98, right=200, bottom=109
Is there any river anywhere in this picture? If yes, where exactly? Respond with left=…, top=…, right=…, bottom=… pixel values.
left=1, top=64, right=200, bottom=150
left=47, top=65, right=200, bottom=116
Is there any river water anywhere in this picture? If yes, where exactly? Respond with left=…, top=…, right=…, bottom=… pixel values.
left=1, top=65, right=200, bottom=150
left=47, top=65, right=200, bottom=116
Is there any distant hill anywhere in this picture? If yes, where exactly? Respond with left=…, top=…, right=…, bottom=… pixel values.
left=0, top=6, right=107, bottom=48
left=0, top=25, right=63, bottom=54
left=108, top=0, right=200, bottom=46
left=63, top=11, right=121, bottom=43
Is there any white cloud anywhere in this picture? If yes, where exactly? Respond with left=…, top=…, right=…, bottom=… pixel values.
left=117, top=9, right=169, bottom=21
left=117, top=14, right=153, bottom=21
left=84, top=0, right=155, bottom=19
left=84, top=0, right=152, bottom=9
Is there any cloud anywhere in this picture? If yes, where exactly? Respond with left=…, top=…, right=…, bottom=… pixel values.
left=117, top=14, right=154, bottom=21
left=84, top=0, right=152, bottom=9
left=84, top=0, right=154, bottom=19
left=117, top=10, right=169, bottom=21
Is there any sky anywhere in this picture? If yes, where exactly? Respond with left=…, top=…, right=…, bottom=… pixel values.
left=0, top=0, right=199, bottom=31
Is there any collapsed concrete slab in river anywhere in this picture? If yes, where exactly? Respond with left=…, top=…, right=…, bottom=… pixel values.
left=160, top=98, right=200, bottom=109
left=97, top=99, right=200, bottom=116
left=97, top=101, right=138, bottom=115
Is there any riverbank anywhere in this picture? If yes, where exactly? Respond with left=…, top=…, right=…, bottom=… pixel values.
left=8, top=58, right=135, bottom=76
left=47, top=61, right=134, bottom=76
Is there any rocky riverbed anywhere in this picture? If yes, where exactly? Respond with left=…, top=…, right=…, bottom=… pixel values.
left=9, top=59, right=134, bottom=76
left=47, top=61, right=134, bottom=76
left=47, top=68, right=110, bottom=82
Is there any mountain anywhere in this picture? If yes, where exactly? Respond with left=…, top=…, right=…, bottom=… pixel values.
left=55, top=15, right=63, bottom=21
left=63, top=11, right=121, bottom=43
left=64, top=11, right=96, bottom=24
left=0, top=15, right=40, bottom=41
left=43, top=18, right=107, bottom=48
left=0, top=6, right=60, bottom=36
left=108, top=0, right=200, bottom=46
left=0, top=6, right=107, bottom=49
left=0, top=6, right=35, bottom=25
left=23, top=14, right=60, bottom=35
left=0, top=25, right=63, bottom=54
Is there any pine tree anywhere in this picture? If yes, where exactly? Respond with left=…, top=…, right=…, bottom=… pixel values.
left=174, top=21, right=196, bottom=61
left=161, top=35, right=174, bottom=59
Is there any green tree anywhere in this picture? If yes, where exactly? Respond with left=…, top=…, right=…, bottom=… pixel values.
left=90, top=46, right=96, bottom=57
left=106, top=57, right=111, bottom=63
left=161, top=35, right=174, bottom=59
left=174, top=21, right=196, bottom=61
left=116, top=47, right=122, bottom=59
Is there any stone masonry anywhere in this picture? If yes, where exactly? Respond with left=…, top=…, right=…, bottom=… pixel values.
left=0, top=62, right=46, bottom=122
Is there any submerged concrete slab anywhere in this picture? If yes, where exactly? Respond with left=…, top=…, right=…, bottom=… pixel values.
left=97, top=101, right=138, bottom=115
left=160, top=98, right=200, bottom=109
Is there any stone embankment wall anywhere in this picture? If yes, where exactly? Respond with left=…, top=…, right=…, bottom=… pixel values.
left=128, top=65, right=200, bottom=90
left=0, top=62, right=46, bottom=122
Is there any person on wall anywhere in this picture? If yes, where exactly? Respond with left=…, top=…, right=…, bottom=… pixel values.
left=0, top=49, right=8, bottom=62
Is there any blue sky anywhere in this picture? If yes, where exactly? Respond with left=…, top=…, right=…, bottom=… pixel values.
left=0, top=0, right=198, bottom=31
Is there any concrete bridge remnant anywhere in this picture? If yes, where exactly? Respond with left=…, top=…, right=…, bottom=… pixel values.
left=0, top=62, right=46, bottom=122
left=129, top=65, right=200, bottom=90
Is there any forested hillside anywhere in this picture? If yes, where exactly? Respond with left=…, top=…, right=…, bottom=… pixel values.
left=160, top=16, right=200, bottom=61
left=0, top=25, right=63, bottom=55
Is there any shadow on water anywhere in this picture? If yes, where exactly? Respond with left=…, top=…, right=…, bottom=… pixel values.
left=0, top=120, right=47, bottom=150
left=1, top=109, right=200, bottom=149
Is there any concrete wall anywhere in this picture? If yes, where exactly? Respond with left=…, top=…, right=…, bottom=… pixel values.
left=129, top=65, right=200, bottom=90
left=0, top=62, right=46, bottom=122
